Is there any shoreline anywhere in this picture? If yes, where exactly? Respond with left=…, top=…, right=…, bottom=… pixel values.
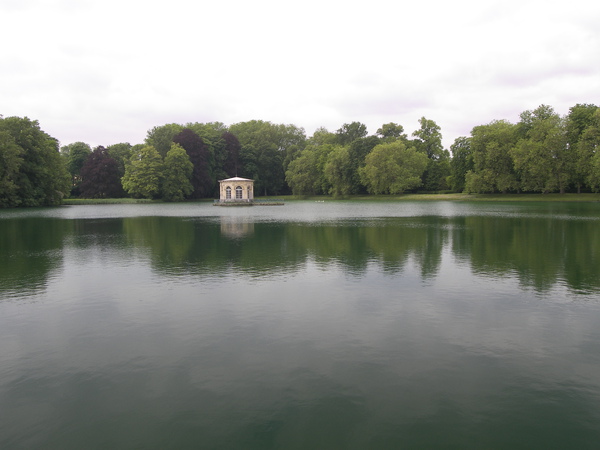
left=61, top=193, right=600, bottom=205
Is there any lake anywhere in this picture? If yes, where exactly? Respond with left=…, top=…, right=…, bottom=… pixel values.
left=1, top=201, right=599, bottom=449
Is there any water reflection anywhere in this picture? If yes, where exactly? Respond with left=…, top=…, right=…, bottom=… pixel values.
left=454, top=214, right=600, bottom=292
left=220, top=216, right=255, bottom=239
left=0, top=217, right=69, bottom=298
left=1, top=207, right=599, bottom=293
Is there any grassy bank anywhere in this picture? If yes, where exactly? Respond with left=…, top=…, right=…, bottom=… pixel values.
left=63, top=193, right=600, bottom=205
left=279, top=193, right=600, bottom=202
left=63, top=198, right=161, bottom=205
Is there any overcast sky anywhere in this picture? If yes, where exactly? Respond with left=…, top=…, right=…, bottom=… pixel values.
left=2, top=0, right=599, bottom=149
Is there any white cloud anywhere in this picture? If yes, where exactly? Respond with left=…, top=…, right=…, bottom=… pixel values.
left=1, top=0, right=599, bottom=148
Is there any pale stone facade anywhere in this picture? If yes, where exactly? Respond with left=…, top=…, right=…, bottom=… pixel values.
left=218, top=177, right=254, bottom=203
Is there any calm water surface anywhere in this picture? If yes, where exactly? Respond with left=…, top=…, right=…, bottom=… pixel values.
left=1, top=201, right=599, bottom=449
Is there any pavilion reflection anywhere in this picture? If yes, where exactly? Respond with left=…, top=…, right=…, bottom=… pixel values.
left=220, top=216, right=255, bottom=238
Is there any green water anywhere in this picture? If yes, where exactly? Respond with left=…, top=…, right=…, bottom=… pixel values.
left=1, top=201, right=599, bottom=449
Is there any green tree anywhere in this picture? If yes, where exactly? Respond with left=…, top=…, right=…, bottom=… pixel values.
left=376, top=122, right=407, bottom=142
left=145, top=123, right=184, bottom=157
left=347, top=135, right=381, bottom=194
left=589, top=153, right=600, bottom=193
left=61, top=141, right=92, bottom=178
left=412, top=117, right=444, bottom=159
left=411, top=117, right=448, bottom=191
left=230, top=120, right=275, bottom=195
left=60, top=141, right=92, bottom=196
left=580, top=109, right=600, bottom=191
left=285, top=142, right=335, bottom=196
left=229, top=120, right=296, bottom=195
left=448, top=136, right=473, bottom=192
left=0, top=116, right=70, bottom=207
left=107, top=142, right=133, bottom=178
left=567, top=104, right=599, bottom=192
left=284, top=128, right=340, bottom=196
left=278, top=124, right=307, bottom=174
left=0, top=130, right=23, bottom=207
left=162, top=143, right=193, bottom=202
left=566, top=104, right=598, bottom=147
left=285, top=148, right=321, bottom=195
left=510, top=105, right=570, bottom=193
left=122, top=145, right=164, bottom=199
left=335, top=122, right=368, bottom=145
left=359, top=142, right=428, bottom=194
left=324, top=145, right=354, bottom=196
left=423, top=155, right=451, bottom=192
left=308, top=127, right=337, bottom=146
left=465, top=120, right=518, bottom=193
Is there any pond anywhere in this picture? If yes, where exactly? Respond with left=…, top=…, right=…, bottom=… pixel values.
left=1, top=201, right=600, bottom=449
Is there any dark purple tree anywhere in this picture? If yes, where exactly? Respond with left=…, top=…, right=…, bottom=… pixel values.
left=222, top=131, right=241, bottom=177
left=79, top=146, right=125, bottom=198
left=173, top=129, right=212, bottom=198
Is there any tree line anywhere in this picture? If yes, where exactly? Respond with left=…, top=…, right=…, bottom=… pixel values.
left=1, top=103, right=599, bottom=207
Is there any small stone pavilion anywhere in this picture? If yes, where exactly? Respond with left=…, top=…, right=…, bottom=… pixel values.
left=217, top=176, right=254, bottom=204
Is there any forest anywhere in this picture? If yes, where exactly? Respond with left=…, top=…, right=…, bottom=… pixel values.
left=1, top=103, right=600, bottom=207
